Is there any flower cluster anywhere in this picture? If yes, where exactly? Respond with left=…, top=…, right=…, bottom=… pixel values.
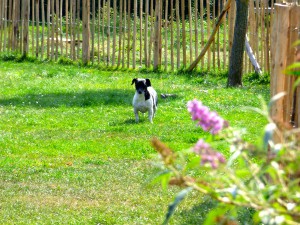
left=187, top=99, right=228, bottom=134
left=193, top=139, right=226, bottom=169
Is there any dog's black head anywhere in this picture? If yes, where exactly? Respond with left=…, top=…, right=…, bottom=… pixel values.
left=131, top=78, right=151, bottom=100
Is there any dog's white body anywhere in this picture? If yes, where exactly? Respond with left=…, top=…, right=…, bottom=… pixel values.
left=132, top=78, right=157, bottom=123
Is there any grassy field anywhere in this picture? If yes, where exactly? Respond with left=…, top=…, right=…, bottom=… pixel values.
left=0, top=60, right=269, bottom=224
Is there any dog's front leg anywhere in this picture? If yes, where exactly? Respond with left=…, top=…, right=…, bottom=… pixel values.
left=134, top=108, right=139, bottom=123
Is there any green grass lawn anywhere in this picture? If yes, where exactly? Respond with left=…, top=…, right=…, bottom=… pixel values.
left=0, top=60, right=269, bottom=224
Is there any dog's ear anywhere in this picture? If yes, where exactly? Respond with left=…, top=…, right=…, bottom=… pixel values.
left=131, top=78, right=137, bottom=85
left=145, top=79, right=151, bottom=87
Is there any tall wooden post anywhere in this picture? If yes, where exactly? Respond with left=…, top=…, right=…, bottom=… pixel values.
left=82, top=0, right=90, bottom=64
left=271, top=3, right=300, bottom=129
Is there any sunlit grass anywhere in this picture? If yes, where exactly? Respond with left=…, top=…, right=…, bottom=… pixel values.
left=0, top=60, right=269, bottom=224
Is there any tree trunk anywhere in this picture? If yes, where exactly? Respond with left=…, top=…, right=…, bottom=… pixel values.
left=227, top=0, right=249, bottom=87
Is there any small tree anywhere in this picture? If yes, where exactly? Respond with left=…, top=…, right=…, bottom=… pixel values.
left=227, top=0, right=249, bottom=87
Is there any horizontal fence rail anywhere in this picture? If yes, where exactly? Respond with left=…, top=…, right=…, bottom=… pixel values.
left=0, top=0, right=298, bottom=72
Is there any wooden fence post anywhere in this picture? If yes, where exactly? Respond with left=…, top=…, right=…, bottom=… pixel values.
left=22, top=0, right=29, bottom=57
left=271, top=3, right=300, bottom=129
left=82, top=0, right=90, bottom=64
left=12, top=0, right=20, bottom=51
left=153, top=0, right=162, bottom=70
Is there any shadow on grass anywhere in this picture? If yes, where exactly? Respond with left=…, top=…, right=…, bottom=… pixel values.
left=0, top=89, right=133, bottom=108
left=177, top=196, right=255, bottom=224
left=0, top=89, right=180, bottom=108
left=177, top=197, right=217, bottom=225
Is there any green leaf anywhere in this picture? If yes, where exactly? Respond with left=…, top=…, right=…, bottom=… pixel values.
left=285, top=63, right=300, bottom=76
left=163, top=187, right=193, bottom=225
left=203, top=205, right=229, bottom=225
left=185, top=156, right=201, bottom=170
left=292, top=40, right=300, bottom=47
left=293, top=78, right=300, bottom=91
left=150, top=170, right=172, bottom=191
left=235, top=168, right=251, bottom=179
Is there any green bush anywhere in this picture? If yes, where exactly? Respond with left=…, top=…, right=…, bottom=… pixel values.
left=152, top=95, right=300, bottom=224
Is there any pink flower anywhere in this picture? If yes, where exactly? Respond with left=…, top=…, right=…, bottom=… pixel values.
left=187, top=99, right=228, bottom=135
left=193, top=139, right=226, bottom=169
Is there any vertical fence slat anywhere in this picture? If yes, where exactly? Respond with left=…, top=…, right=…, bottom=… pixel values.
left=287, top=5, right=299, bottom=126
left=206, top=0, right=211, bottom=70
left=112, top=0, right=117, bottom=66
left=261, top=0, right=265, bottom=71
left=107, top=0, right=111, bottom=65
left=41, top=0, right=45, bottom=58
left=144, top=0, right=149, bottom=67
left=200, top=0, right=204, bottom=68
left=127, top=0, right=131, bottom=68
left=98, top=0, right=101, bottom=63
left=122, top=0, right=126, bottom=67
left=181, top=0, right=186, bottom=66
left=55, top=0, right=59, bottom=60
left=176, top=0, right=180, bottom=68
left=139, top=0, right=143, bottom=66
left=117, top=0, right=123, bottom=66
left=31, top=0, right=34, bottom=55
left=265, top=0, right=270, bottom=73
left=148, top=0, right=154, bottom=67
left=212, top=0, right=216, bottom=69
left=35, top=0, right=39, bottom=57
left=11, top=0, right=15, bottom=50
left=0, top=0, right=3, bottom=52
left=22, top=0, right=29, bottom=56
left=188, top=0, right=192, bottom=64
left=82, top=0, right=90, bottom=64
left=228, top=0, right=235, bottom=64
left=76, top=0, right=80, bottom=59
left=91, top=0, right=95, bottom=64
left=154, top=0, right=162, bottom=70
left=222, top=0, right=227, bottom=70
left=133, top=0, right=137, bottom=69
left=217, top=0, right=220, bottom=69
left=60, top=0, right=63, bottom=56
left=164, top=0, right=168, bottom=70
left=70, top=0, right=74, bottom=60
left=170, top=0, right=174, bottom=70
left=13, top=0, right=20, bottom=51
left=65, top=0, right=69, bottom=57
left=249, top=0, right=255, bottom=73
left=8, top=0, right=12, bottom=50
left=0, top=0, right=4, bottom=52
left=102, top=0, right=105, bottom=63
left=47, top=0, right=50, bottom=58
left=50, top=0, right=54, bottom=59
left=194, top=0, right=198, bottom=69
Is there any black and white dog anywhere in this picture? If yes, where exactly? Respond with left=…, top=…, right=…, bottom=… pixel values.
left=131, top=78, right=158, bottom=123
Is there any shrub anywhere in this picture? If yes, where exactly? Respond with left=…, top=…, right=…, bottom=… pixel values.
left=152, top=95, right=300, bottom=224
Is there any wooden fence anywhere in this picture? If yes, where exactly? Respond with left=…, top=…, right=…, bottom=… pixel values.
left=0, top=0, right=298, bottom=72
